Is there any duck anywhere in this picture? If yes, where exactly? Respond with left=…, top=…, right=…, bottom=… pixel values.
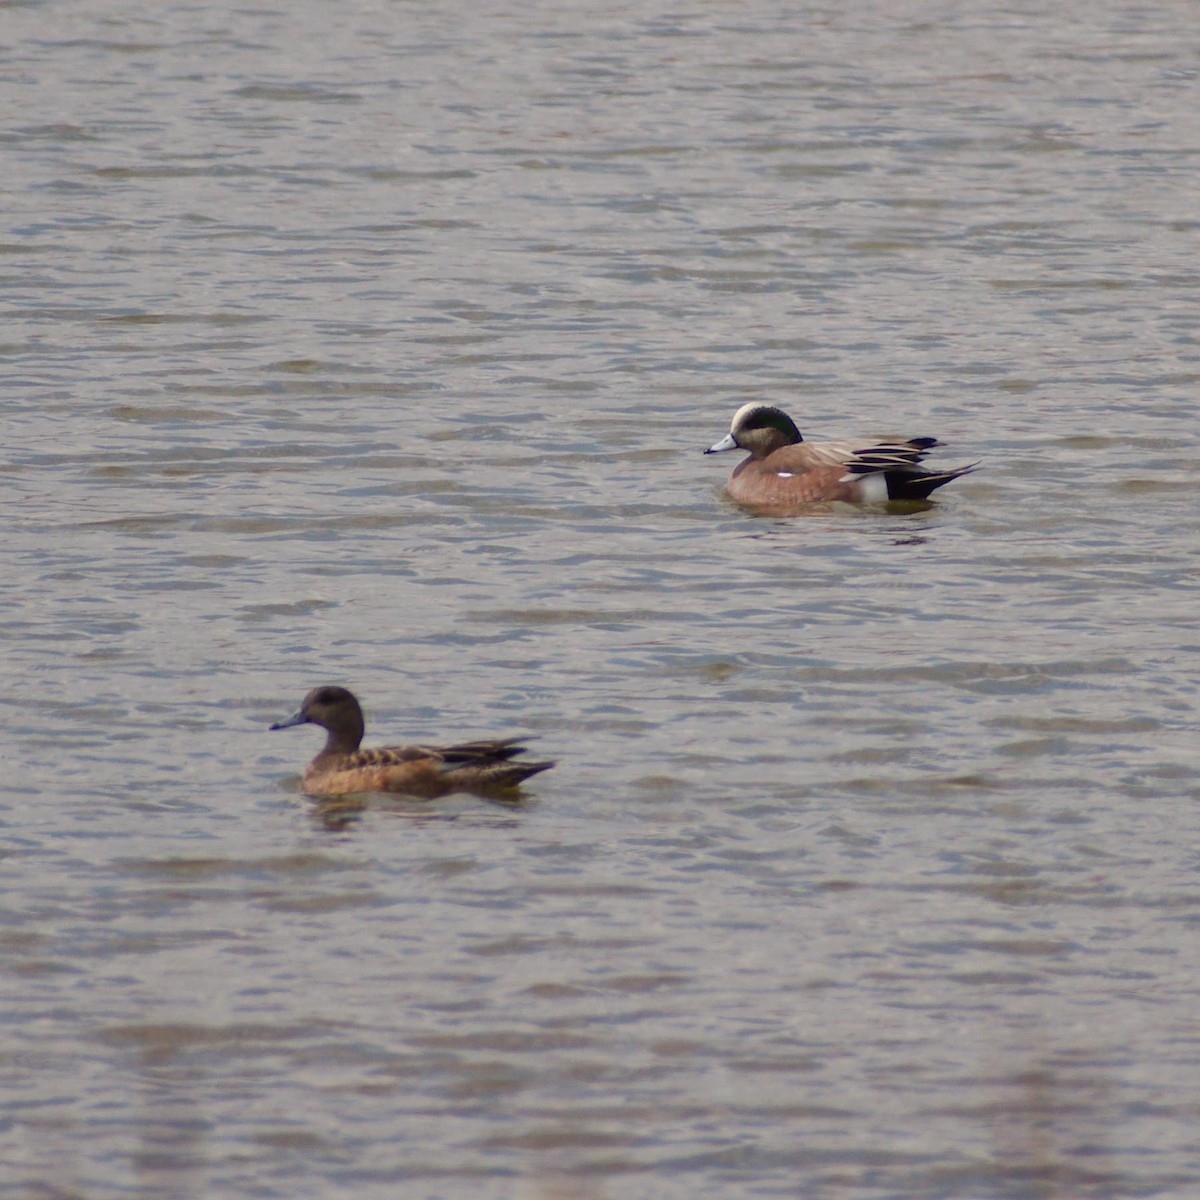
left=270, top=685, right=554, bottom=797
left=705, top=401, right=977, bottom=508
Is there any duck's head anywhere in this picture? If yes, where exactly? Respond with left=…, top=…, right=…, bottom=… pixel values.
left=271, top=685, right=365, bottom=751
left=705, top=402, right=803, bottom=457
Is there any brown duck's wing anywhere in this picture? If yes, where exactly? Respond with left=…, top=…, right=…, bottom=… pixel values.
left=432, top=737, right=532, bottom=765
left=341, top=740, right=535, bottom=768
left=349, top=745, right=445, bottom=768
left=345, top=737, right=536, bottom=770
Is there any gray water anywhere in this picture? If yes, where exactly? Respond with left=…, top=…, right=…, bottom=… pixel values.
left=4, top=2, right=1200, bottom=1197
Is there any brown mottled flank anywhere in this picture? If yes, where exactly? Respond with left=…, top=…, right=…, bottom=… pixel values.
left=270, top=686, right=554, bottom=797
left=705, top=402, right=977, bottom=510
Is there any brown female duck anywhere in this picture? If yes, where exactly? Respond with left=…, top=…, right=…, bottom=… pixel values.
left=270, top=686, right=553, bottom=797
left=705, top=402, right=976, bottom=508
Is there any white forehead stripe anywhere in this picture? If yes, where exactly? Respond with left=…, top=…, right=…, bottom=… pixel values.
left=730, top=401, right=773, bottom=432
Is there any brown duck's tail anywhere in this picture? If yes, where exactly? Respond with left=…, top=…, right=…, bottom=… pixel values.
left=433, top=736, right=554, bottom=791
left=443, top=758, right=556, bottom=792
left=884, top=461, right=979, bottom=501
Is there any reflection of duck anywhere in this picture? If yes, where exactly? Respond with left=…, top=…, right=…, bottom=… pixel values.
left=270, top=686, right=553, bottom=797
left=706, top=402, right=977, bottom=507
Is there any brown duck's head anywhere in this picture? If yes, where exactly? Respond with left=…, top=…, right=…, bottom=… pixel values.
left=705, top=402, right=804, bottom=458
left=271, top=685, right=365, bottom=752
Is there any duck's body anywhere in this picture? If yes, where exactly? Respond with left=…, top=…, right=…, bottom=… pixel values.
left=706, top=402, right=976, bottom=509
left=271, top=686, right=553, bottom=797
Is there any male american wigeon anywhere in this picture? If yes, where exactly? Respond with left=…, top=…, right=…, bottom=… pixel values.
left=705, top=402, right=977, bottom=508
left=270, top=686, right=554, bottom=797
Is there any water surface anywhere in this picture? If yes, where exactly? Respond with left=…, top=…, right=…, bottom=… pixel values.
left=3, top=2, right=1200, bottom=1197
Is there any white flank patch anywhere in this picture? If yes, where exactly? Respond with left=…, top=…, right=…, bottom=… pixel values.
left=854, top=473, right=891, bottom=502
left=776, top=471, right=794, bottom=479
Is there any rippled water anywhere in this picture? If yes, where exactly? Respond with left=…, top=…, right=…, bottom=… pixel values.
left=4, top=2, right=1200, bottom=1196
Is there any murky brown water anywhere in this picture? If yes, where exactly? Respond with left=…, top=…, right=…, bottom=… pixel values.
left=4, top=2, right=1200, bottom=1197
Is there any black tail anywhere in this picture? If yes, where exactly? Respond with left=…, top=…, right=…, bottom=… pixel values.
left=885, top=462, right=978, bottom=501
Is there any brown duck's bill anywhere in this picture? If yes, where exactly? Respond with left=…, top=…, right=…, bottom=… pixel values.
left=270, top=710, right=308, bottom=730
left=705, top=433, right=738, bottom=454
